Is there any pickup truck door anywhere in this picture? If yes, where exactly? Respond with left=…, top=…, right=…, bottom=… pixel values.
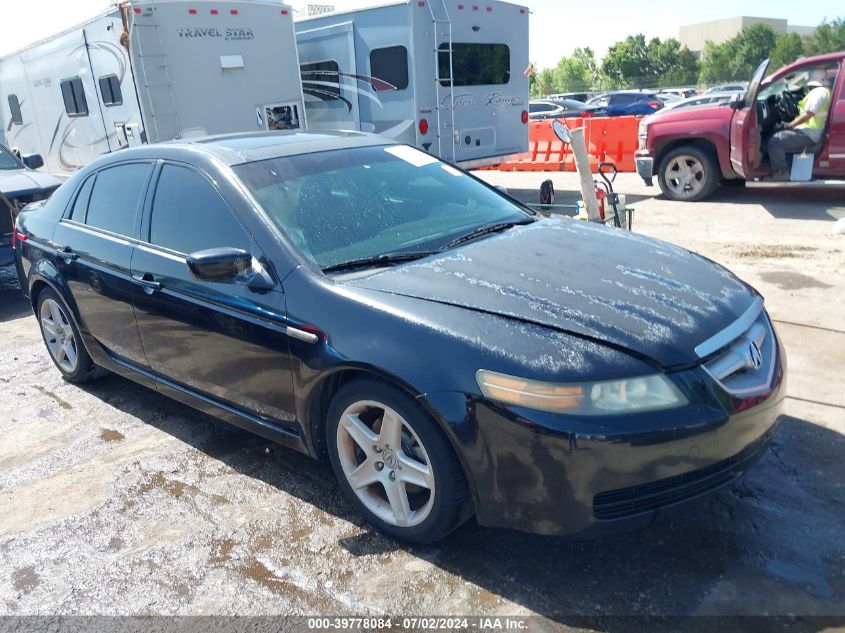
left=729, top=59, right=770, bottom=178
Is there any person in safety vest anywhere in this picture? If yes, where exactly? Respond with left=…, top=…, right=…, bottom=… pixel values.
left=766, top=69, right=831, bottom=181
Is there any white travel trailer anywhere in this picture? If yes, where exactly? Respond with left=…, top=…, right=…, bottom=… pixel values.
left=295, top=0, right=529, bottom=168
left=0, top=0, right=306, bottom=178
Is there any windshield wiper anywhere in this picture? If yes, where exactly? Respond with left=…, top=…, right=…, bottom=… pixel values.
left=441, top=219, right=534, bottom=250
left=322, top=250, right=438, bottom=273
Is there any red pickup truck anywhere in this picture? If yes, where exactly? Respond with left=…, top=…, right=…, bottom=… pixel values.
left=635, top=52, right=845, bottom=201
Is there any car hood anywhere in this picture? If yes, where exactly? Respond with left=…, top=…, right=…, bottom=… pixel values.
left=0, top=169, right=61, bottom=197
left=646, top=102, right=733, bottom=124
left=344, top=219, right=757, bottom=368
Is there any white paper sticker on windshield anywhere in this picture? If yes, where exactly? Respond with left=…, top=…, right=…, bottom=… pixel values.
left=384, top=145, right=439, bottom=167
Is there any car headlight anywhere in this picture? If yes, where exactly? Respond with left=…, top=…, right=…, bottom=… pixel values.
left=637, top=121, right=649, bottom=149
left=476, top=369, right=687, bottom=415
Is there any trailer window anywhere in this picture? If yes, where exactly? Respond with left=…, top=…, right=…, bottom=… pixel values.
left=98, top=75, right=123, bottom=107
left=60, top=77, right=88, bottom=117
left=8, top=95, right=23, bottom=125
left=370, top=46, right=408, bottom=91
left=301, top=60, right=341, bottom=100
left=439, top=43, right=510, bottom=87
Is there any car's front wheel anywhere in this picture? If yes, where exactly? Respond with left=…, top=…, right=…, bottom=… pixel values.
left=37, top=288, right=105, bottom=383
left=657, top=146, right=719, bottom=202
left=326, top=378, right=471, bottom=543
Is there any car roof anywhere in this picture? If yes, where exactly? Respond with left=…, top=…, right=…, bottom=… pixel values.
left=85, top=131, right=396, bottom=170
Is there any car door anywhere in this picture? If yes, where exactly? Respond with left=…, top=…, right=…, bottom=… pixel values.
left=50, top=161, right=154, bottom=373
left=130, top=162, right=297, bottom=425
left=729, top=59, right=769, bottom=178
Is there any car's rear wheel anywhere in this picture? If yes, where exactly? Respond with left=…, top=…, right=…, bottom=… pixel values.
left=37, top=288, right=105, bottom=383
left=326, top=378, right=471, bottom=543
left=657, top=146, right=719, bottom=202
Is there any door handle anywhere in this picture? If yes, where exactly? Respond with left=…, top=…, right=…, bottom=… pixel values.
left=54, top=245, right=77, bottom=261
left=131, top=273, right=161, bottom=293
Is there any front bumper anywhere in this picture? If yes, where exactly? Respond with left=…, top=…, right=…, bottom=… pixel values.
left=634, top=150, right=654, bottom=186
left=451, top=332, right=786, bottom=537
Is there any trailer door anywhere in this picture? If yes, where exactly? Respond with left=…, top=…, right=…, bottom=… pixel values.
left=84, top=16, right=144, bottom=152
left=423, top=1, right=529, bottom=165
left=296, top=22, right=361, bottom=132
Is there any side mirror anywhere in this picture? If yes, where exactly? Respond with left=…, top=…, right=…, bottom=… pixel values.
left=551, top=119, right=571, bottom=144
left=729, top=93, right=744, bottom=110
left=186, top=247, right=252, bottom=282
left=22, top=153, right=44, bottom=170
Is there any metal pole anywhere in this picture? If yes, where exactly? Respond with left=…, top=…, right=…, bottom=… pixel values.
left=569, top=127, right=600, bottom=221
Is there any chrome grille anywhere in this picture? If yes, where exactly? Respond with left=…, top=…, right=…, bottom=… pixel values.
left=701, top=307, right=776, bottom=395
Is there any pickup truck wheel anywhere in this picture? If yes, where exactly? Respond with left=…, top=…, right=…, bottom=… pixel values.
left=657, top=147, right=719, bottom=202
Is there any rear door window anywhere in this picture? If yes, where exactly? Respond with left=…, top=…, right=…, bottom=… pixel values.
left=439, top=43, right=510, bottom=87
left=148, top=164, right=250, bottom=255
left=69, top=175, right=95, bottom=222
left=85, top=163, right=152, bottom=237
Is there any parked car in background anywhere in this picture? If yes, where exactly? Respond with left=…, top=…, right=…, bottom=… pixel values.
left=529, top=99, right=597, bottom=119
left=1, top=143, right=60, bottom=267
left=14, top=131, right=784, bottom=543
left=703, top=82, right=747, bottom=94
left=659, top=87, right=697, bottom=100
left=548, top=92, right=594, bottom=103
left=587, top=91, right=664, bottom=116
left=529, top=100, right=566, bottom=119
left=656, top=93, right=683, bottom=105
left=661, top=91, right=738, bottom=112
left=635, top=53, right=844, bottom=201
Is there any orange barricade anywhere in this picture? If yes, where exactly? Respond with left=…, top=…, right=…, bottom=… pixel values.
left=492, top=116, right=641, bottom=172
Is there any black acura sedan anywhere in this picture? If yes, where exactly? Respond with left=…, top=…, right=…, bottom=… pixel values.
left=14, top=132, right=785, bottom=543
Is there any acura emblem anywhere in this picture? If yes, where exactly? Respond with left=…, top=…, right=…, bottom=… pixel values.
left=748, top=341, right=763, bottom=369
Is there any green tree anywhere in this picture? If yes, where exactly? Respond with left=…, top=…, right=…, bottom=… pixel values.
left=803, top=18, right=845, bottom=56
left=601, top=34, right=652, bottom=88
left=533, top=67, right=556, bottom=97
left=770, top=32, right=804, bottom=69
left=553, top=47, right=600, bottom=92
left=651, top=38, right=700, bottom=86
left=601, top=34, right=698, bottom=88
left=699, top=23, right=779, bottom=84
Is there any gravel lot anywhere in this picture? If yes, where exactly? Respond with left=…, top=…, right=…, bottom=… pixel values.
left=1, top=174, right=844, bottom=628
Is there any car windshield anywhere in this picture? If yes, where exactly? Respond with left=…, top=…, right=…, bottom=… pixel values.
left=0, top=145, right=22, bottom=171
left=233, top=144, right=532, bottom=271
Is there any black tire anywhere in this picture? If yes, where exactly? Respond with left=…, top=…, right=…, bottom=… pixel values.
left=326, top=377, right=472, bottom=544
left=657, top=145, right=719, bottom=202
left=36, top=288, right=107, bottom=383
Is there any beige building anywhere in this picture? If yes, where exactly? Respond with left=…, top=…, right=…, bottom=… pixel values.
left=680, top=16, right=815, bottom=53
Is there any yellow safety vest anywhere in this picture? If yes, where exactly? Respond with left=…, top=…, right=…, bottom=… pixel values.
left=797, top=87, right=831, bottom=132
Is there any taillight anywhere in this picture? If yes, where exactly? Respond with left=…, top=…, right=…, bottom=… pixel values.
left=521, top=110, right=528, bottom=124
left=419, top=118, right=429, bottom=135
left=648, top=101, right=661, bottom=109
left=12, top=230, right=27, bottom=250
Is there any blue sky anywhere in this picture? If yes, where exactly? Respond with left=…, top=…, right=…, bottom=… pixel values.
left=1, top=0, right=842, bottom=68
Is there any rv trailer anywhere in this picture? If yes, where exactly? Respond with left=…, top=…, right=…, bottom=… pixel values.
left=295, top=0, right=529, bottom=168
left=0, top=0, right=305, bottom=178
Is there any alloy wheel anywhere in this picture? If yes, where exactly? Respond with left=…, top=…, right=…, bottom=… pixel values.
left=40, top=298, right=79, bottom=373
left=664, top=154, right=706, bottom=198
left=336, top=400, right=435, bottom=527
